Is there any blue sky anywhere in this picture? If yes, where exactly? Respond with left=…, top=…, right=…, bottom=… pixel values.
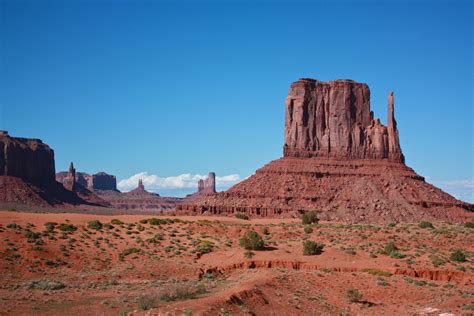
left=1, top=0, right=472, bottom=201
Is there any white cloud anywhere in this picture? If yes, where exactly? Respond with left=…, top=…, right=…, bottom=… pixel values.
left=117, top=172, right=241, bottom=193
left=429, top=179, right=474, bottom=203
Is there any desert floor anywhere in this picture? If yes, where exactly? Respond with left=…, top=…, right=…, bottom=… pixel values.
left=0, top=210, right=472, bottom=315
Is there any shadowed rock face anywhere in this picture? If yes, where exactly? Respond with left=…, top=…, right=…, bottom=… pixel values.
left=283, top=79, right=404, bottom=162
left=0, top=131, right=56, bottom=187
left=56, top=170, right=118, bottom=191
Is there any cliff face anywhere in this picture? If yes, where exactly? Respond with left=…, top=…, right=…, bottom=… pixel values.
left=283, top=79, right=404, bottom=162
left=0, top=131, right=56, bottom=187
left=56, top=170, right=117, bottom=191
left=178, top=77, right=472, bottom=223
left=198, top=172, right=216, bottom=194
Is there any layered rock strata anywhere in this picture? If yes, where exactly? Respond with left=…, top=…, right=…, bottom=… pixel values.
left=178, top=78, right=472, bottom=223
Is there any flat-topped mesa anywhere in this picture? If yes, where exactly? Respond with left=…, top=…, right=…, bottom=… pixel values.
left=0, top=132, right=56, bottom=186
left=198, top=172, right=216, bottom=194
left=283, top=78, right=405, bottom=163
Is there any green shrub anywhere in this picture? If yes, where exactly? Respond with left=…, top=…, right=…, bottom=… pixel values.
left=196, top=241, right=214, bottom=255
left=88, top=220, right=102, bottom=230
left=383, top=241, right=398, bottom=254
left=302, top=211, right=319, bottom=225
left=244, top=250, right=255, bottom=258
left=120, top=248, right=141, bottom=260
left=302, top=240, right=324, bottom=255
left=464, top=221, right=474, bottom=229
left=110, top=219, right=123, bottom=225
left=148, top=218, right=161, bottom=225
left=6, top=223, right=19, bottom=229
left=44, top=222, right=58, bottom=231
left=418, top=221, right=434, bottom=229
left=361, top=268, right=392, bottom=277
left=450, top=249, right=467, bottom=262
left=239, top=230, right=265, bottom=250
left=58, top=223, right=77, bottom=232
left=304, top=226, right=313, bottom=234
left=346, top=288, right=362, bottom=303
left=235, top=212, right=250, bottom=220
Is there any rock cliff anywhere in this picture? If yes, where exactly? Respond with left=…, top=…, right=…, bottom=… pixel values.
left=198, top=172, right=216, bottom=194
left=178, top=78, right=472, bottom=223
left=0, top=131, right=56, bottom=186
left=283, top=79, right=404, bottom=162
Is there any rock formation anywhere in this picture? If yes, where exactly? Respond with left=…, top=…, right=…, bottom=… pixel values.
left=0, top=131, right=56, bottom=186
left=198, top=172, right=216, bottom=194
left=283, top=79, right=404, bottom=162
left=178, top=78, right=473, bottom=223
left=56, top=170, right=117, bottom=191
left=0, top=132, right=105, bottom=207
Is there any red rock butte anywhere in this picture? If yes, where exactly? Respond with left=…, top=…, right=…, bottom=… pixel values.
left=178, top=78, right=473, bottom=223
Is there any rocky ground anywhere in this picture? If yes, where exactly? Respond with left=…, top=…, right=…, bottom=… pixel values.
left=0, top=210, right=473, bottom=315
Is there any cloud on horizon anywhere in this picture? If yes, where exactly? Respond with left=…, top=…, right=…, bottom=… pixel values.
left=118, top=172, right=240, bottom=193
left=429, top=178, right=474, bottom=203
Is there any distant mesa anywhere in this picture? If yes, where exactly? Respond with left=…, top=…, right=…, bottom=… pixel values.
left=0, top=132, right=103, bottom=207
left=178, top=78, right=473, bottom=223
left=56, top=167, right=118, bottom=192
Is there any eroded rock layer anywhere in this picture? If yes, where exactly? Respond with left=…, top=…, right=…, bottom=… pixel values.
left=283, top=79, right=404, bottom=162
left=178, top=157, right=472, bottom=223
left=178, top=78, right=472, bottom=223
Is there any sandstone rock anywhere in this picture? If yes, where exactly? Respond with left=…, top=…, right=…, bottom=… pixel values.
left=283, top=79, right=404, bottom=162
left=92, top=172, right=117, bottom=191
left=198, top=172, right=216, bottom=194
left=179, top=78, right=472, bottom=223
left=0, top=131, right=56, bottom=186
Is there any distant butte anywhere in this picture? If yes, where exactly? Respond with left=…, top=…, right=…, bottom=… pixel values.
left=178, top=78, right=473, bottom=223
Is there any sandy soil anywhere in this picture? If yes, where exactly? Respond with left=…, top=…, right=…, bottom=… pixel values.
left=0, top=210, right=472, bottom=315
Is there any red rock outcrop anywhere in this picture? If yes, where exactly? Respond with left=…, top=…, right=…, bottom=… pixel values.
left=56, top=170, right=117, bottom=191
left=198, top=172, right=216, bottom=194
left=283, top=79, right=404, bottom=162
left=178, top=78, right=473, bottom=223
left=0, top=131, right=56, bottom=186
left=0, top=132, right=105, bottom=207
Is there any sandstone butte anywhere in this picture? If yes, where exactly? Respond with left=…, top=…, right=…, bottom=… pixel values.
left=178, top=78, right=473, bottom=223
left=0, top=131, right=94, bottom=207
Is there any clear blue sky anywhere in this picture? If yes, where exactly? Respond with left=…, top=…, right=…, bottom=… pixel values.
left=1, top=0, right=472, bottom=200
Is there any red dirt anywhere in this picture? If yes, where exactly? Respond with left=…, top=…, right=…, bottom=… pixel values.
left=0, top=210, right=472, bottom=315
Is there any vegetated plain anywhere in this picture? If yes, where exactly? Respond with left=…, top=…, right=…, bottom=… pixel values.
left=0, top=211, right=473, bottom=315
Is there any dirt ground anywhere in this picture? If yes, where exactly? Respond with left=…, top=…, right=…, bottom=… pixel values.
left=0, top=210, right=472, bottom=315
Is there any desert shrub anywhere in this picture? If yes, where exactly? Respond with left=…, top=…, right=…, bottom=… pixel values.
left=58, top=223, right=77, bottom=232
left=27, top=279, right=66, bottom=290
left=239, top=230, right=265, bottom=250
left=302, top=240, right=324, bottom=255
left=160, top=282, right=206, bottom=301
left=261, top=227, right=270, bottom=235
left=380, top=241, right=405, bottom=258
left=6, top=223, right=19, bottom=229
left=346, top=288, right=362, bottom=303
left=196, top=241, right=214, bottom=255
left=148, top=218, right=161, bottom=225
left=103, top=223, right=114, bottom=230
left=304, top=226, right=313, bottom=234
left=88, top=220, right=103, bottom=230
left=110, top=219, right=123, bottom=225
left=244, top=250, right=255, bottom=258
left=139, top=219, right=149, bottom=224
left=137, top=293, right=157, bottom=310
left=418, top=221, right=434, bottom=229
left=450, top=249, right=467, bottom=262
left=302, top=211, right=319, bottom=225
left=464, top=221, right=474, bottom=229
left=387, top=222, right=397, bottom=228
left=120, top=248, right=141, bottom=260
left=44, top=222, right=57, bottom=231
left=235, top=212, right=250, bottom=220
left=25, top=230, right=41, bottom=242
left=429, top=254, right=445, bottom=267
left=361, top=268, right=392, bottom=277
